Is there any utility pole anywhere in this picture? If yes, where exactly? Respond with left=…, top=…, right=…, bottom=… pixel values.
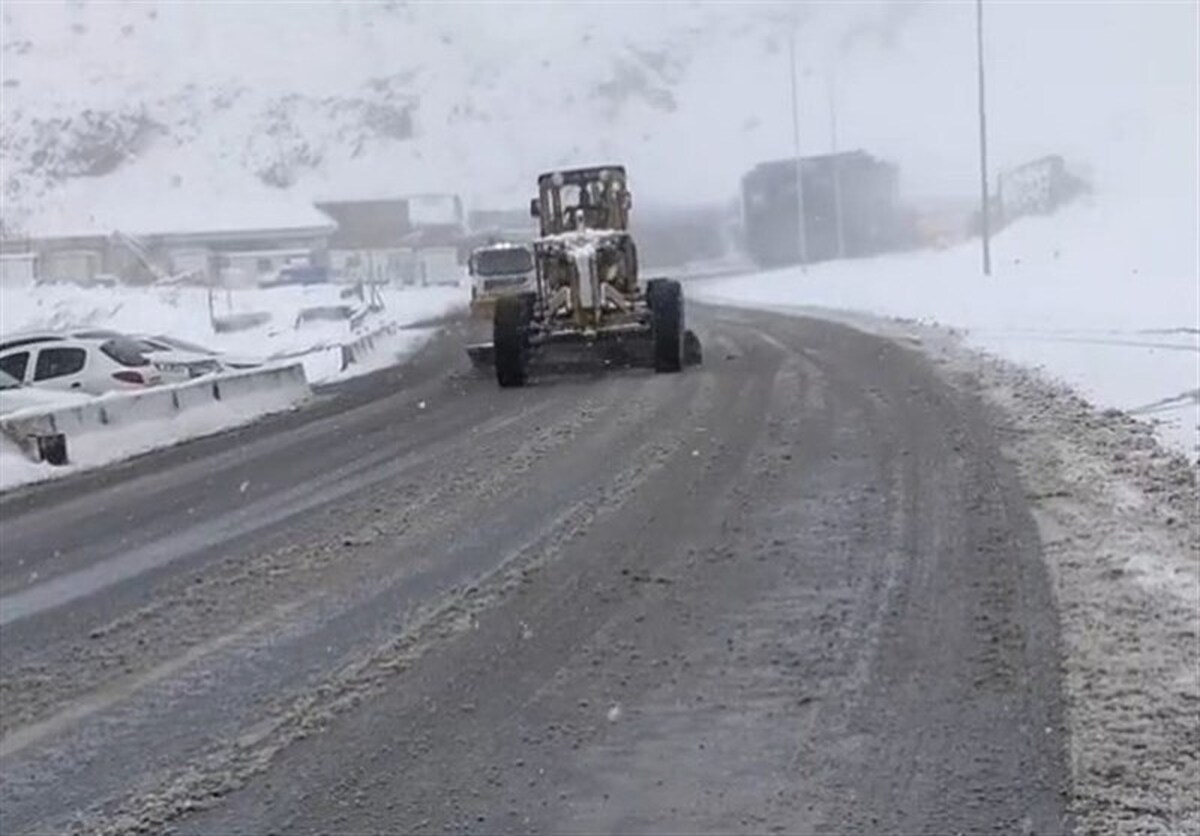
left=976, top=0, right=992, bottom=275
left=828, top=68, right=846, bottom=259
left=788, top=25, right=809, bottom=270
left=827, top=71, right=838, bottom=154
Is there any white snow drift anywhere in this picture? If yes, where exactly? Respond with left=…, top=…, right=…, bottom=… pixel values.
left=0, top=283, right=467, bottom=386
left=0, top=283, right=468, bottom=491
left=0, top=363, right=309, bottom=491
left=697, top=197, right=1199, bottom=457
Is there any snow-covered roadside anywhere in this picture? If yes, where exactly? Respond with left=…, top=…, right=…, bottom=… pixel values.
left=0, top=281, right=466, bottom=388
left=0, top=283, right=466, bottom=492
left=761, top=307, right=1199, bottom=832
left=949, top=342, right=1198, bottom=834
left=974, top=359, right=1198, bottom=835
left=339, top=325, right=441, bottom=380
left=695, top=202, right=1200, bottom=459
left=0, top=370, right=308, bottom=492
left=0, top=283, right=467, bottom=383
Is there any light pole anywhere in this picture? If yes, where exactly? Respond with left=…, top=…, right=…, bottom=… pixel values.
left=828, top=68, right=845, bottom=259
left=788, top=25, right=809, bottom=270
left=976, top=0, right=992, bottom=275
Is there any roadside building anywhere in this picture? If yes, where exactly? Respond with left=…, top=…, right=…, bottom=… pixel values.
left=315, top=197, right=413, bottom=284
left=0, top=251, right=38, bottom=288
left=12, top=197, right=336, bottom=286
left=316, top=193, right=468, bottom=286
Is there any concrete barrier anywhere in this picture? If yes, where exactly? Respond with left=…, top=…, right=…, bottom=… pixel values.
left=0, top=363, right=310, bottom=467
left=0, top=423, right=66, bottom=465
left=174, top=380, right=216, bottom=413
left=340, top=323, right=400, bottom=371
left=210, top=362, right=308, bottom=402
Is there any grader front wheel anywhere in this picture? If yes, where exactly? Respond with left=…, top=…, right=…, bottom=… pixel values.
left=494, top=294, right=533, bottom=387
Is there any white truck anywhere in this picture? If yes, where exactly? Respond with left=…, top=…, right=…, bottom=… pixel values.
left=468, top=241, right=535, bottom=318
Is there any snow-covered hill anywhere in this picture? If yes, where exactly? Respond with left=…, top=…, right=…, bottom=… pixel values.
left=2, top=1, right=1193, bottom=237
left=0, top=1, right=786, bottom=228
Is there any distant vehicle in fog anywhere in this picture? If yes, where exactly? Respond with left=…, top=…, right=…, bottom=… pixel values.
left=740, top=150, right=915, bottom=268
left=467, top=241, right=536, bottom=318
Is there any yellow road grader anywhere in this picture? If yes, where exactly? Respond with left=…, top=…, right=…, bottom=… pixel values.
left=466, top=165, right=701, bottom=386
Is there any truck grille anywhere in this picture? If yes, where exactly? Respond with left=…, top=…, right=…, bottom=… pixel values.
left=482, top=277, right=526, bottom=291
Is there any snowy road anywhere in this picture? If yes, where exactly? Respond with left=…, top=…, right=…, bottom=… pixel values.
left=0, top=306, right=1079, bottom=833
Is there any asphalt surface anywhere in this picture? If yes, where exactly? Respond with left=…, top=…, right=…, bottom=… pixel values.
left=0, top=305, right=1072, bottom=834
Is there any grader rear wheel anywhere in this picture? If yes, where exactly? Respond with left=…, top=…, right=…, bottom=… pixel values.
left=648, top=279, right=684, bottom=373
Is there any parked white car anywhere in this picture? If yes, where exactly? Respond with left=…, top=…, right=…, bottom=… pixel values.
left=0, top=368, right=95, bottom=416
left=128, top=336, right=224, bottom=383
left=0, top=333, right=163, bottom=394
left=133, top=334, right=264, bottom=372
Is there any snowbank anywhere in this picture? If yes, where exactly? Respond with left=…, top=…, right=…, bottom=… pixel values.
left=0, top=282, right=466, bottom=492
left=0, top=392, right=287, bottom=491
left=934, top=335, right=1199, bottom=835
left=0, top=283, right=467, bottom=386
left=696, top=199, right=1199, bottom=457
left=0, top=363, right=310, bottom=492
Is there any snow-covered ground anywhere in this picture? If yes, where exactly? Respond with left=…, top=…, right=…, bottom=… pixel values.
left=0, top=367, right=307, bottom=492
left=696, top=194, right=1199, bottom=458
left=688, top=0, right=1198, bottom=461
left=899, top=316, right=1199, bottom=834
left=0, top=282, right=467, bottom=493
left=0, top=282, right=467, bottom=385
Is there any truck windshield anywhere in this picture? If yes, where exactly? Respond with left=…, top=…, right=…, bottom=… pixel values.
left=474, top=248, right=532, bottom=277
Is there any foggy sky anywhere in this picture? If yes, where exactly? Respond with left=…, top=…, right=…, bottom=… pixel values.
left=1, top=1, right=1195, bottom=216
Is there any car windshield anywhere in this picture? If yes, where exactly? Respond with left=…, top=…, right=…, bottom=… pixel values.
left=0, top=369, right=21, bottom=389
left=474, top=248, right=533, bottom=277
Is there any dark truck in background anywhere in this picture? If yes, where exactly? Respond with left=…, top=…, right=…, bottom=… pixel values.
left=739, top=151, right=915, bottom=268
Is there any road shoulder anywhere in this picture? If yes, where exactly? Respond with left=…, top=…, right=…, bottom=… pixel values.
left=786, top=304, right=1200, bottom=833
